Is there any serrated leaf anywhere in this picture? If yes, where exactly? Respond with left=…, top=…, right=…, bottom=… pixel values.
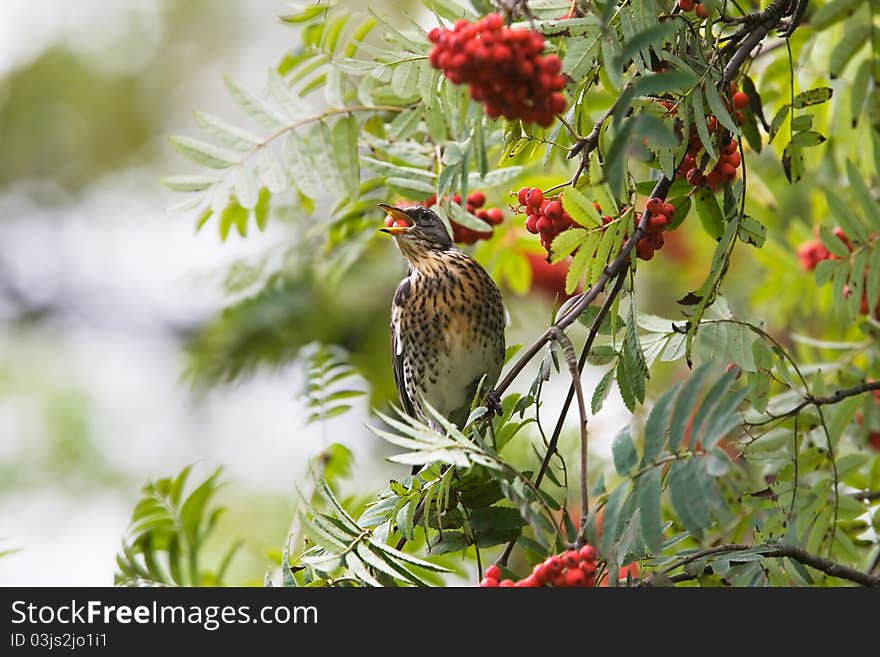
left=562, top=186, right=602, bottom=228
left=791, top=130, right=826, bottom=148
left=391, top=61, right=420, bottom=99
left=599, top=483, right=629, bottom=561
left=592, top=367, right=616, bottom=414
left=224, top=76, right=286, bottom=128
left=812, top=0, right=865, bottom=31
left=818, top=224, right=852, bottom=258
left=550, top=228, right=588, bottom=263
left=565, top=239, right=592, bottom=294
left=782, top=142, right=804, bottom=183
left=667, top=459, right=702, bottom=537
left=737, top=215, right=766, bottom=247
left=691, top=91, right=717, bottom=162
left=194, top=110, right=262, bottom=150
left=633, top=69, right=698, bottom=96
left=668, top=364, right=713, bottom=452
left=768, top=104, right=789, bottom=143
left=642, top=383, right=681, bottom=465
left=616, top=356, right=636, bottom=412
left=830, top=30, right=868, bottom=77
left=867, top=247, right=880, bottom=312
left=695, top=187, right=724, bottom=239
left=612, top=427, right=638, bottom=476
left=846, top=159, right=880, bottom=230
left=826, top=188, right=868, bottom=242
left=704, top=82, right=740, bottom=135
left=792, top=87, right=833, bottom=109
left=169, top=136, right=238, bottom=169
left=161, top=175, right=218, bottom=192
left=638, top=468, right=663, bottom=554
left=332, top=114, right=360, bottom=200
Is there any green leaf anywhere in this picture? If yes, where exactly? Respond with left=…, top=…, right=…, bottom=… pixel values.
left=792, top=87, right=834, bottom=109
left=633, top=69, right=698, bottom=96
left=668, top=364, right=713, bottom=452
left=768, top=104, right=790, bottom=143
left=612, top=427, right=638, bottom=476
left=737, top=215, right=766, bottom=247
left=790, top=113, right=813, bottom=132
left=695, top=187, right=724, bottom=239
left=592, top=367, right=616, bottom=414
left=550, top=228, right=588, bottom=263
left=332, top=115, right=360, bottom=200
left=691, top=91, right=717, bottom=162
left=391, top=61, right=420, bottom=99
left=161, top=175, right=218, bottom=192
left=562, top=186, right=602, bottom=228
left=830, top=30, right=868, bottom=77
left=867, top=246, right=880, bottom=312
left=846, top=159, right=880, bottom=230
left=219, top=200, right=248, bottom=240
left=826, top=188, right=869, bottom=242
left=667, top=459, right=703, bottom=537
left=619, top=22, right=676, bottom=66
left=169, top=136, right=238, bottom=169
left=826, top=393, right=865, bottom=448
left=811, top=0, right=866, bottom=31
left=224, top=76, right=286, bottom=128
left=194, top=110, right=262, bottom=150
left=791, top=131, right=826, bottom=148
left=616, top=356, right=636, bottom=412
left=642, top=383, right=681, bottom=465
left=818, top=224, right=852, bottom=258
left=254, top=187, right=270, bottom=231
left=638, top=468, right=663, bottom=554
left=599, top=483, right=629, bottom=561
left=704, top=82, right=739, bottom=135
left=565, top=239, right=592, bottom=294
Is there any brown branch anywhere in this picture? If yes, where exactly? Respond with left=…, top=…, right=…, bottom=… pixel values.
left=853, top=490, right=880, bottom=502
left=645, top=543, right=880, bottom=587
left=547, top=326, right=591, bottom=546
left=747, top=380, right=880, bottom=426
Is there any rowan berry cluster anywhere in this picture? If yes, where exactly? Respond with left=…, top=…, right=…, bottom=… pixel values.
left=798, top=228, right=880, bottom=318
left=427, top=14, right=567, bottom=127
left=664, top=84, right=747, bottom=191
left=517, top=186, right=582, bottom=252
left=636, top=197, right=677, bottom=261
left=479, top=545, right=598, bottom=587
left=384, top=191, right=504, bottom=244
left=677, top=0, right=709, bottom=18
left=517, top=186, right=675, bottom=262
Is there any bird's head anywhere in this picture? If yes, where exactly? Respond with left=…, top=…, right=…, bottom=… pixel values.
left=379, top=204, right=453, bottom=260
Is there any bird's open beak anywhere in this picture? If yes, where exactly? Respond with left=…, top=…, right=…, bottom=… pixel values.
left=378, top=204, right=412, bottom=235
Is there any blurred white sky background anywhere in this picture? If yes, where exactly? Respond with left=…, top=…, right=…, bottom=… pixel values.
left=0, top=0, right=387, bottom=586
left=0, top=0, right=628, bottom=586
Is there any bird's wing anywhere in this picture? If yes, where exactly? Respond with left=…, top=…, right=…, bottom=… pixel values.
left=391, top=278, right=417, bottom=419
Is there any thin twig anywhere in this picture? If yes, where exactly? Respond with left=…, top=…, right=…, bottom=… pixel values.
left=645, top=543, right=880, bottom=587
left=747, top=381, right=880, bottom=426
left=547, top=326, right=591, bottom=546
left=535, top=271, right=627, bottom=491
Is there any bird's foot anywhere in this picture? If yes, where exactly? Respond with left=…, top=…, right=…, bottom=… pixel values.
left=485, top=389, right=503, bottom=417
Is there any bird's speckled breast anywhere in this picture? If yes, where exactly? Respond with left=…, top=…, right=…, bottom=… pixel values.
left=392, top=249, right=506, bottom=427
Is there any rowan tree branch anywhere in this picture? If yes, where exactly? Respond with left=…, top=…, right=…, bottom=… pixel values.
left=547, top=326, right=591, bottom=545
left=643, top=542, right=880, bottom=587
left=746, top=380, right=880, bottom=426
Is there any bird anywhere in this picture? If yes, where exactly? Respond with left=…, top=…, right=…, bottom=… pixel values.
left=379, top=203, right=506, bottom=469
